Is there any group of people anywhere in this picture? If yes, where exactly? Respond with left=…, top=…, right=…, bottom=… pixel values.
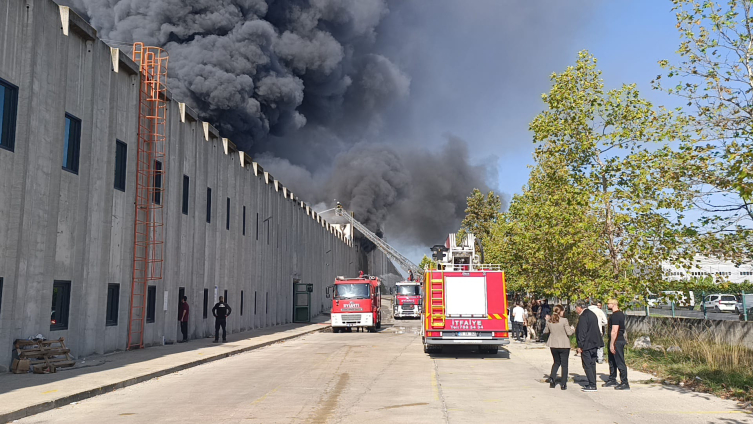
left=510, top=298, right=551, bottom=342
left=512, top=297, right=630, bottom=392
left=543, top=299, right=629, bottom=392
left=178, top=296, right=233, bottom=344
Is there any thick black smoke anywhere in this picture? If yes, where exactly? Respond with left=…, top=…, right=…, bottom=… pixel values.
left=62, top=0, right=503, bottom=247
left=61, top=0, right=408, bottom=149
left=257, top=135, right=500, bottom=245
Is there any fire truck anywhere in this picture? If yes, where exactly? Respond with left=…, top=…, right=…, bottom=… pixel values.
left=422, top=233, right=510, bottom=354
left=393, top=280, right=422, bottom=319
left=327, top=275, right=382, bottom=333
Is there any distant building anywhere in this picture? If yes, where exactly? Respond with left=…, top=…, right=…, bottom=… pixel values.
left=662, top=255, right=753, bottom=284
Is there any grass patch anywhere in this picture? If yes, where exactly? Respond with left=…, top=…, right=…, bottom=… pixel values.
left=625, top=321, right=753, bottom=403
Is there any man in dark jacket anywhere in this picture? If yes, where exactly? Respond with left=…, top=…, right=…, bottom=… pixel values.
left=212, top=296, right=232, bottom=343
left=575, top=300, right=604, bottom=392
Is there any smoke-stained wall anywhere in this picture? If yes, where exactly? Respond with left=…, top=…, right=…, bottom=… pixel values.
left=0, top=0, right=378, bottom=370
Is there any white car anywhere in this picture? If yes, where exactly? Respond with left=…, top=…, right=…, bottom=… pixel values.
left=655, top=291, right=695, bottom=310
left=703, top=294, right=737, bottom=313
left=735, top=294, right=753, bottom=314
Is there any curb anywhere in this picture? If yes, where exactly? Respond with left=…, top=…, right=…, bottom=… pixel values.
left=1, top=325, right=326, bottom=423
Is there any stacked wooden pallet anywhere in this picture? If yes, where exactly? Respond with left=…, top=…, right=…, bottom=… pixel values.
left=13, top=338, right=76, bottom=374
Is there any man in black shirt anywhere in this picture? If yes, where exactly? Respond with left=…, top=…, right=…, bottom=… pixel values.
left=212, top=296, right=232, bottom=343
left=604, top=298, right=629, bottom=390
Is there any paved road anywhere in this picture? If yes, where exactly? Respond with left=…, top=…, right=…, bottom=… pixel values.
left=628, top=307, right=746, bottom=321
left=18, top=307, right=752, bottom=424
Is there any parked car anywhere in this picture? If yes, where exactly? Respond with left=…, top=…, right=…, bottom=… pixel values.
left=735, top=294, right=753, bottom=314
left=702, top=294, right=738, bottom=313
left=654, top=290, right=695, bottom=310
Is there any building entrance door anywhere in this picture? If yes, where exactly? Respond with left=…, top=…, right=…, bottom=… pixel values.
left=293, top=280, right=312, bottom=323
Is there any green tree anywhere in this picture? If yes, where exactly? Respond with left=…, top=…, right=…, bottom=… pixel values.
left=654, top=0, right=753, bottom=265
left=458, top=189, right=502, bottom=258
left=418, top=254, right=436, bottom=271
left=526, top=51, right=697, bottom=302
left=486, top=154, right=609, bottom=302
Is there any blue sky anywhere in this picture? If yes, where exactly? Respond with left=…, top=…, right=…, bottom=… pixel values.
left=494, top=0, right=683, bottom=197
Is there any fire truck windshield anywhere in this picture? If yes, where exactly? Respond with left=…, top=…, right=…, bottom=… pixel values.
left=396, top=285, right=420, bottom=296
left=335, top=283, right=370, bottom=299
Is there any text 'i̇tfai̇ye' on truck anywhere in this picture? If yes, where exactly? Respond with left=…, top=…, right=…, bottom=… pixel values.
left=327, top=275, right=382, bottom=333
left=422, top=233, right=510, bottom=354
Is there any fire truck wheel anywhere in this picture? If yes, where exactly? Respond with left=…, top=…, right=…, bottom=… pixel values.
left=368, top=326, right=377, bottom=333
left=332, top=327, right=340, bottom=333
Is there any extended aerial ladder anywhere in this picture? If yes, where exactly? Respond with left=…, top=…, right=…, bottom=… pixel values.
left=335, top=206, right=424, bottom=280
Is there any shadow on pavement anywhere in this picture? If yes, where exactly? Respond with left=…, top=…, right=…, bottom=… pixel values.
left=427, top=346, right=511, bottom=360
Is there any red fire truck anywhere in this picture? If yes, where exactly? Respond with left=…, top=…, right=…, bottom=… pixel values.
left=393, top=280, right=422, bottom=319
left=422, top=233, right=510, bottom=354
left=328, top=275, right=382, bottom=333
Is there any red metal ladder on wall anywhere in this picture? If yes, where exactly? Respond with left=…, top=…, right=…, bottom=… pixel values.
left=127, top=43, right=168, bottom=350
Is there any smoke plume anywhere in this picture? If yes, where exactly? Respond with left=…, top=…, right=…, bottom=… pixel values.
left=60, top=0, right=526, bottom=248
left=62, top=0, right=407, bottom=149
left=257, top=135, right=501, bottom=245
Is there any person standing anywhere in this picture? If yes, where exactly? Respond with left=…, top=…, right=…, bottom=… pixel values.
left=538, top=299, right=551, bottom=342
left=544, top=305, right=575, bottom=390
left=575, top=300, right=603, bottom=392
left=512, top=302, right=526, bottom=342
left=178, top=296, right=189, bottom=343
left=604, top=299, right=630, bottom=390
left=588, top=300, right=608, bottom=363
left=526, top=307, right=537, bottom=341
left=212, top=296, right=232, bottom=343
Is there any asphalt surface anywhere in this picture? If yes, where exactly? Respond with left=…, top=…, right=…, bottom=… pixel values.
left=16, top=301, right=753, bottom=424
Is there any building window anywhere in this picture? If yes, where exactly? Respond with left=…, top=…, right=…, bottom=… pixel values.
left=0, top=277, right=3, bottom=315
left=256, top=213, right=259, bottom=240
left=106, top=284, right=120, bottom=326
left=206, top=187, right=212, bottom=223
left=51, top=281, right=71, bottom=331
left=243, top=206, right=246, bottom=235
left=146, top=285, right=156, bottom=323
left=182, top=175, right=190, bottom=215
left=0, top=78, right=19, bottom=151
left=226, top=197, right=230, bottom=230
left=241, top=291, right=244, bottom=316
left=62, top=113, right=81, bottom=174
left=114, top=140, right=127, bottom=191
left=266, top=292, right=269, bottom=314
left=203, top=288, right=209, bottom=319
left=224, top=289, right=228, bottom=304
left=153, top=160, right=163, bottom=205
left=254, top=291, right=257, bottom=315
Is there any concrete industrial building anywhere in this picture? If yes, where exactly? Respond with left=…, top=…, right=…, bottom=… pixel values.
left=662, top=255, right=753, bottom=284
left=0, top=0, right=399, bottom=370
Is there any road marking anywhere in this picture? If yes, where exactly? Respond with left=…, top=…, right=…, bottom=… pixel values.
left=41, top=390, right=58, bottom=394
left=431, top=366, right=440, bottom=401
left=250, top=387, right=279, bottom=405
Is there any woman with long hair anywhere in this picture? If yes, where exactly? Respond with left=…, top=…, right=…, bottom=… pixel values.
left=543, top=304, right=575, bottom=389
